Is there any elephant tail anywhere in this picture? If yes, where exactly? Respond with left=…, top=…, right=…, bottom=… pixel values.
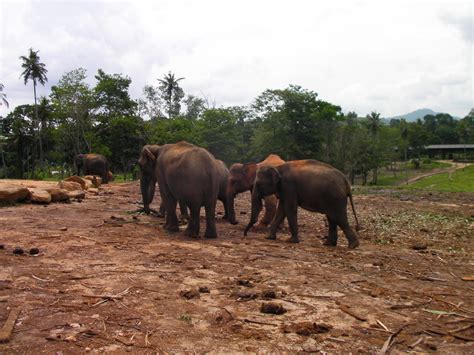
left=348, top=191, right=360, bottom=231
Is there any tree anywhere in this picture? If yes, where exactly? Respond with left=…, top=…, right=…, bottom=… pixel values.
left=158, top=72, right=185, bottom=118
left=183, top=95, right=206, bottom=119
left=365, top=111, right=382, bottom=184
left=19, top=48, right=48, bottom=167
left=0, top=83, right=8, bottom=108
left=399, top=119, right=409, bottom=184
left=138, top=85, right=165, bottom=120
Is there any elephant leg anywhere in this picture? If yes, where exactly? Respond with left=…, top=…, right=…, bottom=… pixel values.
left=266, top=201, right=286, bottom=240
left=179, top=202, right=189, bottom=223
left=336, top=213, right=360, bottom=249
left=164, top=196, right=179, bottom=233
left=185, top=204, right=200, bottom=238
left=283, top=198, right=299, bottom=243
left=323, top=216, right=338, bottom=247
left=158, top=203, right=166, bottom=218
left=222, top=199, right=229, bottom=220
left=204, top=201, right=217, bottom=239
left=259, top=195, right=277, bottom=226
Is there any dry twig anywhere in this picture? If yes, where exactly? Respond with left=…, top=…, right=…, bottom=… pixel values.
left=0, top=307, right=21, bottom=343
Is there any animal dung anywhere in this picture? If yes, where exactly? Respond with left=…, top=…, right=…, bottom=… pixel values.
left=261, top=290, right=277, bottom=299
left=29, top=248, right=40, bottom=255
left=179, top=289, right=200, bottom=299
left=198, top=286, right=210, bottom=293
left=260, top=302, right=287, bottom=315
left=0, top=244, right=4, bottom=250
left=13, top=247, right=24, bottom=255
left=282, top=322, right=332, bottom=336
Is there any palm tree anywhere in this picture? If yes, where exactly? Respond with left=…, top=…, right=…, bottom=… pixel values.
left=158, top=72, right=185, bottom=119
left=400, top=119, right=409, bottom=184
left=19, top=48, right=48, bottom=167
left=366, top=111, right=382, bottom=184
left=0, top=83, right=8, bottom=108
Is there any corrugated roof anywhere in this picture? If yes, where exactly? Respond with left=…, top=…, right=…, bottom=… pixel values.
left=425, top=144, right=474, bottom=149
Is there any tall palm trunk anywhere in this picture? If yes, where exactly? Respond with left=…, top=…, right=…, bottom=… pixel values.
left=33, top=80, right=44, bottom=169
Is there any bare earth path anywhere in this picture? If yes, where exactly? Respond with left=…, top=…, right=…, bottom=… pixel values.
left=402, top=161, right=472, bottom=185
left=0, top=181, right=473, bottom=353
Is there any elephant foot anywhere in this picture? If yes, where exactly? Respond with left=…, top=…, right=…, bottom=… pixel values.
left=204, top=234, right=217, bottom=239
left=229, top=219, right=239, bottom=225
left=323, top=239, right=337, bottom=247
left=289, top=237, right=300, bottom=243
left=348, top=239, right=360, bottom=249
left=166, top=225, right=180, bottom=233
left=265, top=235, right=276, bottom=240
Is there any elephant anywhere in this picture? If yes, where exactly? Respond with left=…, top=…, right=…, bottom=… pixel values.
left=75, top=153, right=110, bottom=184
left=226, top=154, right=285, bottom=226
left=138, top=144, right=188, bottom=220
left=215, top=159, right=230, bottom=220
left=244, top=160, right=360, bottom=249
left=140, top=141, right=220, bottom=238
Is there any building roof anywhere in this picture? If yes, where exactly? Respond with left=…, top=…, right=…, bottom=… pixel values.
left=425, top=144, right=474, bottom=149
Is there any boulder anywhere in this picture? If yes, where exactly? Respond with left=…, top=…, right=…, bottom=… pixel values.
left=67, top=190, right=86, bottom=200
left=58, top=180, right=83, bottom=191
left=87, top=188, right=100, bottom=195
left=0, top=186, right=31, bottom=203
left=45, top=188, right=70, bottom=202
left=29, top=189, right=51, bottom=204
left=84, top=175, right=102, bottom=187
left=64, top=176, right=89, bottom=190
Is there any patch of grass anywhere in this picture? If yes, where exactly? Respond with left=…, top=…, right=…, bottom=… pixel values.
left=179, top=314, right=192, bottom=322
left=408, top=165, right=474, bottom=192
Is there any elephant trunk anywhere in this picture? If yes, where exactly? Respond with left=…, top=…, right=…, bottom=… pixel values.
left=226, top=188, right=238, bottom=225
left=244, top=187, right=263, bottom=236
left=140, top=175, right=152, bottom=214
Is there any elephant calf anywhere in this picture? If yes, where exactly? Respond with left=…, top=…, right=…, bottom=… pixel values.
left=244, top=160, right=360, bottom=249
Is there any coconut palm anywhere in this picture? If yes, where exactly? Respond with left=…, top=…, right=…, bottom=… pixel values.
left=0, top=83, right=8, bottom=108
left=19, top=48, right=48, bottom=166
left=366, top=111, right=381, bottom=137
left=158, top=72, right=185, bottom=119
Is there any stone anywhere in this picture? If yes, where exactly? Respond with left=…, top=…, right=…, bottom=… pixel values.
left=64, top=176, right=88, bottom=190
left=29, top=189, right=52, bottom=204
left=58, top=180, right=83, bottom=191
left=0, top=186, right=31, bottom=203
left=46, top=188, right=70, bottom=202
left=84, top=175, right=102, bottom=187
left=67, top=190, right=85, bottom=200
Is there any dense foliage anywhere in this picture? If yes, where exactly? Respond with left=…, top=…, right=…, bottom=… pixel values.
left=1, top=62, right=473, bottom=183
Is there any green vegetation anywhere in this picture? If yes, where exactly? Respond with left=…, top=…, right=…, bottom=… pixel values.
left=408, top=165, right=474, bottom=192
left=1, top=49, right=473, bottom=183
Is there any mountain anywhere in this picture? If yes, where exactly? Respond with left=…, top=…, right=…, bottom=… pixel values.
left=388, top=108, right=438, bottom=122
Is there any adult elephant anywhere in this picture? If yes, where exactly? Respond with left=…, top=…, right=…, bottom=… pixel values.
left=226, top=154, right=285, bottom=226
left=244, top=160, right=360, bottom=249
left=75, top=153, right=110, bottom=183
left=138, top=144, right=188, bottom=220
left=140, top=141, right=220, bottom=238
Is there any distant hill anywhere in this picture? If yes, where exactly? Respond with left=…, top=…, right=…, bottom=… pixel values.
left=388, top=108, right=439, bottom=122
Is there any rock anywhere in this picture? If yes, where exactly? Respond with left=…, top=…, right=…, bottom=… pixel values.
left=87, top=188, right=100, bottom=195
left=13, top=247, right=24, bottom=255
left=46, top=188, right=70, bottom=202
left=29, top=247, right=40, bottom=255
left=199, top=286, right=210, bottom=293
left=179, top=289, right=200, bottom=299
left=282, top=322, right=332, bottom=336
left=260, top=302, right=286, bottom=315
left=64, top=176, right=89, bottom=190
left=412, top=244, right=428, bottom=251
left=67, top=190, right=85, bottom=200
left=0, top=186, right=31, bottom=203
left=29, top=189, right=52, bottom=204
left=261, top=290, right=277, bottom=299
left=84, top=175, right=102, bottom=187
left=58, top=180, right=83, bottom=192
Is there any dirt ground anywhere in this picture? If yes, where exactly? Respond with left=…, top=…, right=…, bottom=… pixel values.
left=0, top=181, right=473, bottom=353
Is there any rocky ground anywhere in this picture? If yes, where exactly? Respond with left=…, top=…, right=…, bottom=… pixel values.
left=0, top=181, right=473, bottom=353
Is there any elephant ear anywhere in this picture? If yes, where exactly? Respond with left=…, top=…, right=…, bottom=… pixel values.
left=144, top=147, right=156, bottom=161
left=268, top=166, right=281, bottom=187
left=242, top=163, right=257, bottom=186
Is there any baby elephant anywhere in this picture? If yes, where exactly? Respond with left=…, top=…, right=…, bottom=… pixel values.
left=244, top=160, right=360, bottom=249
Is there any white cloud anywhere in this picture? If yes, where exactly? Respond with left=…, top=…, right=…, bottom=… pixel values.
left=0, top=0, right=472, bottom=118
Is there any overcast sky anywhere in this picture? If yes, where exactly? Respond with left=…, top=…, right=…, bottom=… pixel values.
left=0, top=0, right=472, bottom=118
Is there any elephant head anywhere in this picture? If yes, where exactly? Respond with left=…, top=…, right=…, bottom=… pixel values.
left=244, top=166, right=281, bottom=235
left=74, top=154, right=85, bottom=176
left=138, top=145, right=160, bottom=214
left=226, top=162, right=258, bottom=224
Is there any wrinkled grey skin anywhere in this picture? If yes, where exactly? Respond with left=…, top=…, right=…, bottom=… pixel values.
left=140, top=141, right=220, bottom=238
left=75, top=153, right=109, bottom=183
left=244, top=160, right=360, bottom=249
left=138, top=144, right=187, bottom=219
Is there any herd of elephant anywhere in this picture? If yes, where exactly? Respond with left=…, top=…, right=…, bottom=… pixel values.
left=75, top=141, right=360, bottom=249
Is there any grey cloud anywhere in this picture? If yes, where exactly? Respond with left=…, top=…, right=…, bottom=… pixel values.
left=440, top=11, right=473, bottom=43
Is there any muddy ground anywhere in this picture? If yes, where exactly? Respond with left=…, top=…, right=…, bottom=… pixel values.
left=0, top=181, right=473, bottom=353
